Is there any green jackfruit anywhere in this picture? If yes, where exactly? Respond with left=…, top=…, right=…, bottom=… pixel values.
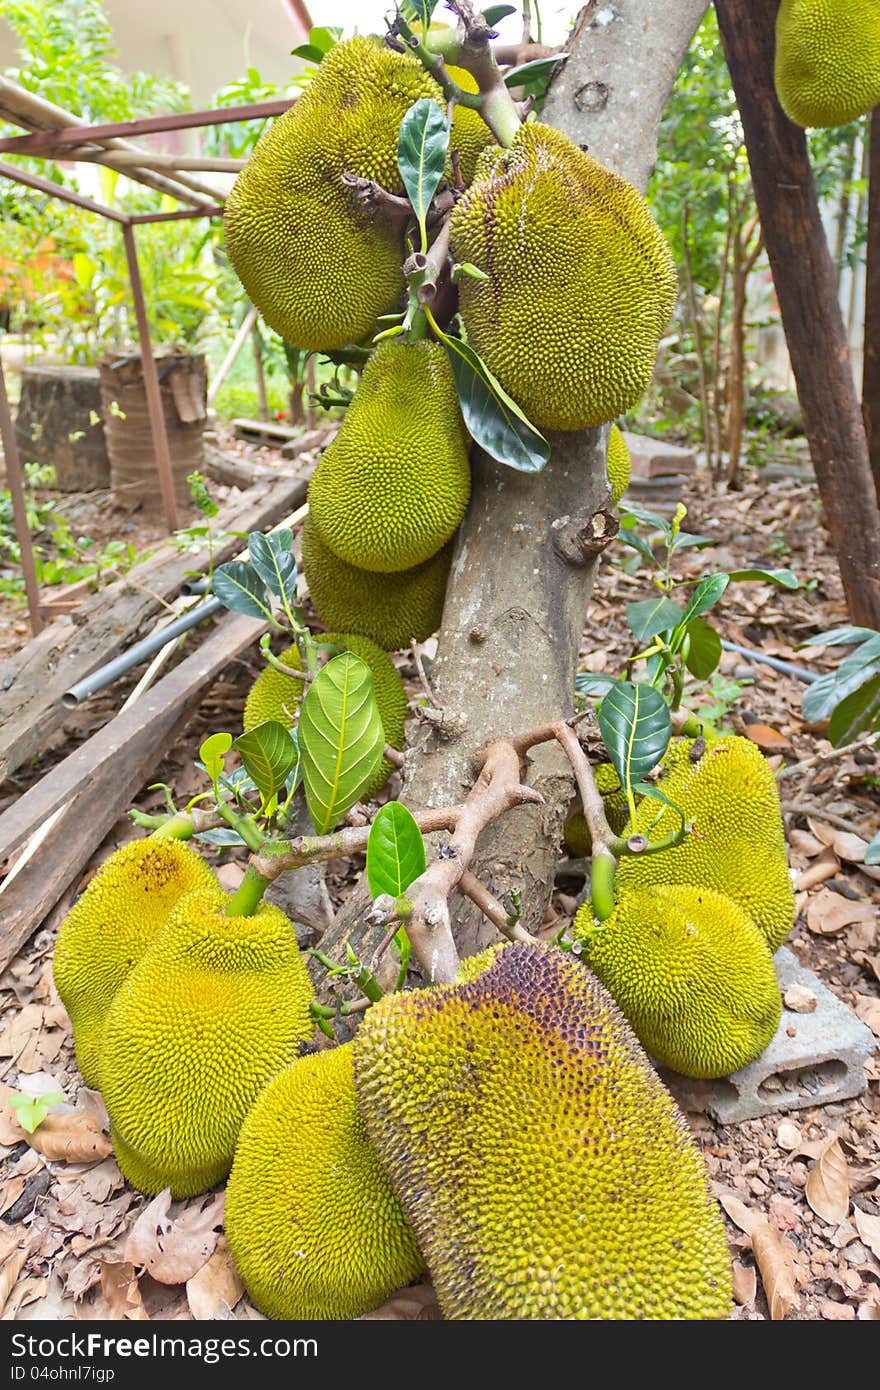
left=354, top=941, right=732, bottom=1319
left=608, top=424, right=632, bottom=504
left=308, top=342, right=470, bottom=573
left=100, top=885, right=313, bottom=1198
left=449, top=123, right=677, bottom=430
left=574, top=884, right=781, bottom=1078
left=226, top=1045, right=423, bottom=1319
left=53, top=838, right=217, bottom=1090
left=775, top=0, right=880, bottom=128
left=447, top=66, right=495, bottom=184
left=224, top=37, right=442, bottom=350
left=243, top=635, right=407, bottom=797
left=562, top=762, right=631, bottom=857
left=616, top=735, right=795, bottom=952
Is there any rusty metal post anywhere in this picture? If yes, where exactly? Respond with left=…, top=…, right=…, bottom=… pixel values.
left=121, top=221, right=180, bottom=531
left=0, top=352, right=43, bottom=635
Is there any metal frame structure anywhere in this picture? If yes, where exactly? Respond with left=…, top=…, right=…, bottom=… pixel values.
left=0, top=78, right=295, bottom=634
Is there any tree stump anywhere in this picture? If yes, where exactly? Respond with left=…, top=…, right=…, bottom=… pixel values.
left=14, top=362, right=110, bottom=492
left=99, top=352, right=207, bottom=514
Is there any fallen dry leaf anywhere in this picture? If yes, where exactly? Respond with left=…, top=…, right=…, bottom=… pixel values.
left=26, top=1112, right=112, bottom=1165
left=731, top=1259, right=757, bottom=1309
left=805, top=1138, right=850, bottom=1224
left=361, top=1281, right=441, bottom=1320
left=806, top=889, right=875, bottom=935
left=789, top=828, right=826, bottom=858
left=125, top=1190, right=224, bottom=1285
left=743, top=723, right=793, bottom=752
left=853, top=1206, right=880, bottom=1261
left=853, top=995, right=880, bottom=1039
left=0, top=1238, right=29, bottom=1318
left=829, top=832, right=869, bottom=863
left=100, top=1261, right=149, bottom=1321
left=820, top=1298, right=854, bottom=1320
left=186, top=1237, right=243, bottom=1319
left=751, top=1223, right=799, bottom=1321
left=794, top=849, right=839, bottom=892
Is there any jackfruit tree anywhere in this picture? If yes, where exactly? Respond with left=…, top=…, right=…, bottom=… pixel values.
left=49, top=0, right=824, bottom=1320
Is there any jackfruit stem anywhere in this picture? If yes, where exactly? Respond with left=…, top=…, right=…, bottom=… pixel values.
left=398, top=10, right=522, bottom=149
left=150, top=814, right=196, bottom=843
left=226, top=864, right=272, bottom=918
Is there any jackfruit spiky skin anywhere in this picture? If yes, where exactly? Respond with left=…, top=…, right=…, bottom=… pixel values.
left=608, top=424, right=632, bottom=505
left=447, top=66, right=495, bottom=184
left=449, top=123, right=677, bottom=430
left=774, top=0, right=880, bottom=128
left=615, top=736, right=795, bottom=952
left=225, top=1045, right=423, bottom=1319
left=574, top=884, right=782, bottom=1078
left=354, top=941, right=732, bottom=1320
left=53, top=838, right=217, bottom=1090
left=100, top=886, right=313, bottom=1198
left=224, top=38, right=442, bottom=350
left=243, top=636, right=407, bottom=797
left=307, top=342, right=471, bottom=573
left=302, top=514, right=451, bottom=650
left=562, top=762, right=631, bottom=857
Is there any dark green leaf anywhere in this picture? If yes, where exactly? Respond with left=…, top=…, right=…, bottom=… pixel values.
left=397, top=99, right=449, bottom=247
left=803, top=625, right=878, bottom=647
left=291, top=44, right=326, bottom=63
left=212, top=561, right=273, bottom=619
left=684, top=617, right=722, bottom=679
left=482, top=4, right=516, bottom=23
left=442, top=336, right=549, bottom=472
left=729, top=567, right=800, bottom=589
left=199, top=732, right=232, bottom=783
left=196, top=827, right=248, bottom=847
left=865, top=829, right=880, bottom=866
left=621, top=504, right=671, bottom=535
left=233, top=721, right=299, bottom=804
left=598, top=681, right=672, bottom=797
left=803, top=638, right=880, bottom=722
left=618, top=527, right=658, bottom=564
left=298, top=654, right=384, bottom=834
left=670, top=530, right=716, bottom=550
left=248, top=530, right=296, bottom=605
left=504, top=54, right=567, bottom=87
left=679, top=572, right=729, bottom=626
left=366, top=802, right=427, bottom=900
left=626, top=595, right=683, bottom=642
left=575, top=672, right=620, bottom=697
left=400, top=0, right=441, bottom=27
left=828, top=672, right=880, bottom=747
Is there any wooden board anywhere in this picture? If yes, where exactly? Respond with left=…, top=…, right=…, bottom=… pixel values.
left=0, top=466, right=311, bottom=784
left=0, top=609, right=266, bottom=970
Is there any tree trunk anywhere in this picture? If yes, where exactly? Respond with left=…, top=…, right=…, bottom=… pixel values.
left=715, top=0, right=880, bottom=627
left=865, top=105, right=880, bottom=501
left=314, top=0, right=709, bottom=972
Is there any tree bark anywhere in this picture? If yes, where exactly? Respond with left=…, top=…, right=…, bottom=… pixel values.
left=314, top=0, right=708, bottom=972
left=865, top=105, right=880, bottom=501
left=715, top=0, right=880, bottom=627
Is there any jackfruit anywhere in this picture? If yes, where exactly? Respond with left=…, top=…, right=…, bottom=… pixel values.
left=354, top=940, right=732, bottom=1319
left=615, top=735, right=795, bottom=952
left=307, top=342, right=471, bottom=573
left=243, top=634, right=407, bottom=797
left=562, top=762, right=631, bottom=857
left=225, top=1044, right=423, bottom=1319
left=100, top=885, right=313, bottom=1198
left=574, top=884, right=781, bottom=1078
left=224, top=37, right=442, bottom=350
left=302, top=514, right=451, bottom=651
left=449, top=123, right=677, bottom=430
left=775, top=0, right=880, bottom=128
left=447, top=66, right=495, bottom=185
left=608, top=424, right=632, bottom=504
left=53, top=838, right=217, bottom=1090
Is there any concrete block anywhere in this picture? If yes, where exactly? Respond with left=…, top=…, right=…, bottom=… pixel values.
left=622, top=431, right=697, bottom=478
left=660, top=948, right=876, bottom=1126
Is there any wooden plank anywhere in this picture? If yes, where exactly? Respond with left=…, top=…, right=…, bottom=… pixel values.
left=0, top=610, right=265, bottom=968
left=0, top=466, right=312, bottom=784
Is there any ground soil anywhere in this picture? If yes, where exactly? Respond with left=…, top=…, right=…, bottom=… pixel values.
left=0, top=448, right=877, bottom=1321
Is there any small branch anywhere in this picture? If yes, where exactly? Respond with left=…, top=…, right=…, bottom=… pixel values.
left=458, top=868, right=533, bottom=944
left=553, top=722, right=617, bottom=921
left=384, top=743, right=406, bottom=770
left=341, top=173, right=414, bottom=226
left=251, top=806, right=459, bottom=879
left=782, top=800, right=874, bottom=837
left=411, top=639, right=441, bottom=708
left=405, top=217, right=454, bottom=308
left=776, top=732, right=879, bottom=780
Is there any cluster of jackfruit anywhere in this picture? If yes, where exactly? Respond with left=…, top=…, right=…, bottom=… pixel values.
left=225, top=941, right=731, bottom=1320
left=774, top=0, right=880, bottom=129
left=572, top=735, right=793, bottom=1079
left=244, top=633, right=408, bottom=797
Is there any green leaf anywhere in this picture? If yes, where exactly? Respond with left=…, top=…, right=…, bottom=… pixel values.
left=802, top=625, right=878, bottom=647
left=298, top=654, right=384, bottom=834
left=196, top=827, right=248, bottom=847
left=679, top=572, right=729, bottom=626
left=441, top=335, right=549, bottom=472
left=575, top=672, right=620, bottom=697
left=827, top=672, right=880, bottom=747
left=803, top=637, right=880, bottom=722
left=8, top=1090, right=64, bottom=1134
left=729, top=567, right=800, bottom=589
left=199, top=732, right=232, bottom=784
left=308, top=26, right=341, bottom=53
left=212, top=561, right=274, bottom=620
left=248, top=530, right=297, bottom=606
left=397, top=99, right=450, bottom=249
left=366, top=802, right=427, bottom=900
left=626, top=595, right=683, bottom=642
left=598, top=681, right=672, bottom=803
left=233, top=721, right=299, bottom=804
left=621, top=504, right=671, bottom=536
left=482, top=4, right=516, bottom=23
left=400, top=0, right=441, bottom=28
left=504, top=54, right=567, bottom=87
left=670, top=529, right=716, bottom=551
left=865, top=829, right=880, bottom=866
left=684, top=617, right=722, bottom=679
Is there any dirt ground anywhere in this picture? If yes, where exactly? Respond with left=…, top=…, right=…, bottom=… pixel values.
left=0, top=453, right=877, bottom=1321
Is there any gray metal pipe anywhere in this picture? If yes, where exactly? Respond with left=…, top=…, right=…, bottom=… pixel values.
left=720, top=638, right=818, bottom=684
left=62, top=597, right=223, bottom=706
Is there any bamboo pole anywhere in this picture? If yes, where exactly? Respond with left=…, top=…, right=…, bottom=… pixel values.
left=208, top=305, right=259, bottom=405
